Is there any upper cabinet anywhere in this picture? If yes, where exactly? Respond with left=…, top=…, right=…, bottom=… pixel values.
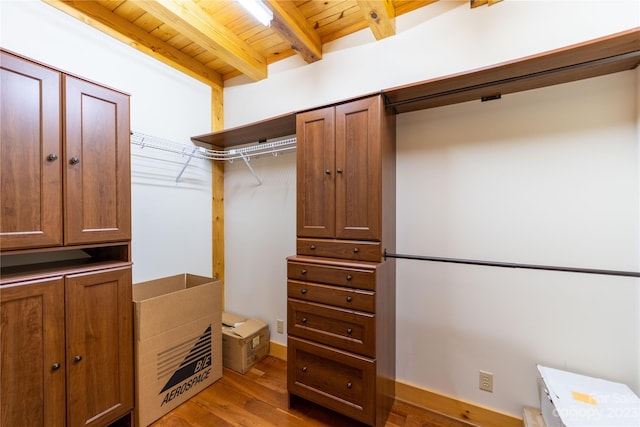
left=0, top=51, right=63, bottom=250
left=296, top=95, right=395, bottom=262
left=63, top=76, right=131, bottom=245
left=0, top=50, right=131, bottom=252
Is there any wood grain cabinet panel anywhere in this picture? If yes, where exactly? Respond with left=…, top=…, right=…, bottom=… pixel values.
left=288, top=298, right=376, bottom=357
left=0, top=266, right=134, bottom=427
left=289, top=94, right=396, bottom=427
left=287, top=259, right=376, bottom=289
left=287, top=280, right=375, bottom=312
left=288, top=336, right=376, bottom=425
left=0, top=51, right=63, bottom=250
left=0, top=277, right=66, bottom=427
left=296, top=96, right=389, bottom=246
left=64, top=76, right=131, bottom=245
left=66, top=267, right=134, bottom=427
left=0, top=50, right=131, bottom=252
left=0, top=50, right=134, bottom=427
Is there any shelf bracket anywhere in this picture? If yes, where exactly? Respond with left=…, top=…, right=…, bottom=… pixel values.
left=239, top=152, right=262, bottom=185
left=176, top=147, right=199, bottom=183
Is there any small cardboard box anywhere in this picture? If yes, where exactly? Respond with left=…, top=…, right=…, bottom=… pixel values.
left=537, top=365, right=640, bottom=427
left=133, top=274, right=222, bottom=427
left=222, top=312, right=269, bottom=374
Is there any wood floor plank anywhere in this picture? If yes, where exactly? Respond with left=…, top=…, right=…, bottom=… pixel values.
left=150, top=357, right=477, bottom=427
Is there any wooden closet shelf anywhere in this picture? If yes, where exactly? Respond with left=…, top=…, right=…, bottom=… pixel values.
left=191, top=112, right=295, bottom=148
left=383, top=27, right=640, bottom=114
left=191, top=27, right=639, bottom=147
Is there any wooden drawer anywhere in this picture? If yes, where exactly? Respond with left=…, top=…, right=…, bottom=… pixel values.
left=297, top=238, right=381, bottom=262
left=287, top=260, right=375, bottom=290
left=288, top=299, right=375, bottom=357
left=288, top=280, right=375, bottom=312
left=288, top=336, right=375, bottom=426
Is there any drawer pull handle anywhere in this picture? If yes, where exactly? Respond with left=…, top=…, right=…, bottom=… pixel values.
left=52, top=363, right=61, bottom=371
left=301, top=317, right=307, bottom=323
left=347, top=328, right=353, bottom=334
left=346, top=275, right=352, bottom=281
left=346, top=382, right=353, bottom=389
left=310, top=245, right=316, bottom=250
left=301, top=289, right=307, bottom=295
left=302, top=366, right=308, bottom=373
left=301, top=269, right=307, bottom=275
left=353, top=248, right=359, bottom=253
left=346, top=296, right=352, bottom=302
left=47, top=153, right=58, bottom=161
left=74, top=355, right=82, bottom=363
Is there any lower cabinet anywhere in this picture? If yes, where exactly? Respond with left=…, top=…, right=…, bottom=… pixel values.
left=0, top=265, right=134, bottom=427
left=286, top=256, right=395, bottom=427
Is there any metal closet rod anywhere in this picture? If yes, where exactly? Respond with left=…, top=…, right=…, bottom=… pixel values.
left=383, top=250, right=640, bottom=278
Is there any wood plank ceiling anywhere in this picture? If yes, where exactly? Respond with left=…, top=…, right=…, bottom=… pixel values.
left=43, top=0, right=501, bottom=87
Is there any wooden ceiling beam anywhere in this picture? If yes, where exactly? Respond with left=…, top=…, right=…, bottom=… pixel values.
left=136, top=0, right=267, bottom=81
left=471, top=0, right=503, bottom=8
left=358, top=0, right=395, bottom=41
left=266, top=0, right=322, bottom=63
left=42, top=0, right=223, bottom=87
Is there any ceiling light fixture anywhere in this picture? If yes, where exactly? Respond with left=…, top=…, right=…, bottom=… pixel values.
left=237, top=0, right=273, bottom=27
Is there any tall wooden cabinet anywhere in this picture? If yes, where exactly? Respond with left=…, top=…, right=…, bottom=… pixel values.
left=288, top=94, right=396, bottom=427
left=0, top=50, right=133, bottom=427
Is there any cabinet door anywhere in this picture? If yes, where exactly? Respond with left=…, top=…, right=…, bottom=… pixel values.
left=296, top=106, right=335, bottom=238
left=0, top=51, right=63, bottom=250
left=65, top=266, right=133, bottom=427
left=335, top=97, right=382, bottom=241
left=0, top=277, right=66, bottom=427
left=64, top=76, right=131, bottom=245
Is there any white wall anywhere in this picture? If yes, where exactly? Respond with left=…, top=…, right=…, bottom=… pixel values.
left=222, top=0, right=640, bottom=418
left=0, top=0, right=213, bottom=283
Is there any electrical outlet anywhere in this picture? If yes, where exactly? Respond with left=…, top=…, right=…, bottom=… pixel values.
left=479, top=370, right=493, bottom=393
left=276, top=319, right=284, bottom=334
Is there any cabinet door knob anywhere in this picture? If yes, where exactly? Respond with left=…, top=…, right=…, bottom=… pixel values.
left=301, top=269, right=307, bottom=275
left=353, top=247, right=359, bottom=253
left=302, top=366, right=308, bottom=373
left=346, top=382, right=353, bottom=389
left=346, top=296, right=352, bottom=302
left=347, top=328, right=353, bottom=335
left=325, top=169, right=331, bottom=175
left=52, top=363, right=61, bottom=371
left=69, top=157, right=80, bottom=165
left=346, top=275, right=352, bottom=281
left=336, top=168, right=343, bottom=173
left=74, top=355, right=82, bottom=363
left=301, top=317, right=307, bottom=323
left=300, top=289, right=307, bottom=295
left=47, top=153, right=58, bottom=161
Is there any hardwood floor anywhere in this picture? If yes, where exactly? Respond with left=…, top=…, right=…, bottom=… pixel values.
left=151, top=356, right=477, bottom=427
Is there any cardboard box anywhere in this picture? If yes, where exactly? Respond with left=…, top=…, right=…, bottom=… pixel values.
left=537, top=365, right=640, bottom=427
left=222, top=312, right=269, bottom=373
left=133, top=274, right=222, bottom=427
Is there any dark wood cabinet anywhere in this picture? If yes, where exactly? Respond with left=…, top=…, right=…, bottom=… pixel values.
left=0, top=51, right=63, bottom=250
left=289, top=94, right=396, bottom=427
left=0, top=50, right=134, bottom=427
left=66, top=267, right=134, bottom=427
left=297, top=96, right=394, bottom=246
left=63, top=76, right=131, bottom=245
left=0, top=267, right=134, bottom=427
left=0, top=276, right=66, bottom=427
left=0, top=50, right=131, bottom=251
